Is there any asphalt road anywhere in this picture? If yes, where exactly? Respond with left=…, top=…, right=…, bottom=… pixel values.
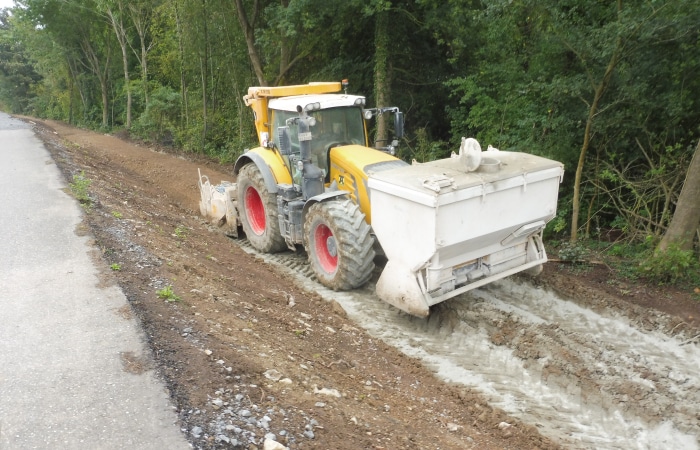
left=0, top=112, right=189, bottom=449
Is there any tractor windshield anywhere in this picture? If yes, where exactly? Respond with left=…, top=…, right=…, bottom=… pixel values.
left=309, top=107, right=366, bottom=175
left=308, top=107, right=366, bottom=148
left=272, top=106, right=366, bottom=176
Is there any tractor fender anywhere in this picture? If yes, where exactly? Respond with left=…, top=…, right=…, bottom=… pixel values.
left=302, top=191, right=349, bottom=221
left=234, top=151, right=281, bottom=194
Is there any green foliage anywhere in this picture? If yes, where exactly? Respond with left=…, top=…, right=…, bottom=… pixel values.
left=638, top=242, right=700, bottom=286
left=110, top=263, right=121, bottom=271
left=131, top=83, right=181, bottom=144
left=173, top=225, right=187, bottom=239
left=156, top=285, right=181, bottom=302
left=0, top=11, right=43, bottom=114
left=69, top=171, right=91, bottom=206
left=400, top=127, right=450, bottom=163
left=545, top=200, right=571, bottom=239
left=3, top=0, right=700, bottom=250
left=555, top=241, right=590, bottom=263
left=591, top=140, right=693, bottom=240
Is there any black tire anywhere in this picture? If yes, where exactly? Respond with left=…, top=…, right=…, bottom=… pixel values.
left=237, top=163, right=286, bottom=253
left=304, top=199, right=375, bottom=290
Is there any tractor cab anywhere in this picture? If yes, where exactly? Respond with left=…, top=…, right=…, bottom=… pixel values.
left=268, top=95, right=368, bottom=179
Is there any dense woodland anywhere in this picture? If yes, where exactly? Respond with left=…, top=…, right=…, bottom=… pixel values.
left=1, top=0, right=699, bottom=281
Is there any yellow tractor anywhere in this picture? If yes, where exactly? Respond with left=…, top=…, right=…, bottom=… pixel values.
left=199, top=81, right=564, bottom=316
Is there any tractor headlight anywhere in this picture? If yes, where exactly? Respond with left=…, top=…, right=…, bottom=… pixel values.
left=363, top=109, right=374, bottom=120
left=305, top=102, right=321, bottom=111
left=354, top=97, right=366, bottom=106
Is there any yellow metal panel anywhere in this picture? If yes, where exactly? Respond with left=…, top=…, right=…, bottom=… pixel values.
left=246, top=98, right=269, bottom=145
left=247, top=82, right=342, bottom=99
left=247, top=146, right=293, bottom=185
left=328, top=145, right=400, bottom=224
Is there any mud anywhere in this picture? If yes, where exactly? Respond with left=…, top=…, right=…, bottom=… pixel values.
left=252, top=244, right=700, bottom=450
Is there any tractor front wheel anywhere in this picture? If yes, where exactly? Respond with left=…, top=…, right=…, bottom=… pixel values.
left=304, top=199, right=375, bottom=290
left=237, top=163, right=286, bottom=253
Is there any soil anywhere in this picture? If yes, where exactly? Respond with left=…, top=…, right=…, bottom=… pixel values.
left=24, top=117, right=700, bottom=449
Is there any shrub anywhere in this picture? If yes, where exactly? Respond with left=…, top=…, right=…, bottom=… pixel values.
left=637, top=243, right=699, bottom=285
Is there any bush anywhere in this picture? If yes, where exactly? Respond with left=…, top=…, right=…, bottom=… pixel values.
left=556, top=241, right=590, bottom=262
left=637, top=243, right=699, bottom=285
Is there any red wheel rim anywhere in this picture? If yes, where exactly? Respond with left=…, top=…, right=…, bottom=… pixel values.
left=314, top=224, right=337, bottom=273
left=244, top=186, right=265, bottom=235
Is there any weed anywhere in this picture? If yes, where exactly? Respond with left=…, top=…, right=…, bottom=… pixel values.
left=174, top=225, right=188, bottom=239
left=157, top=285, right=181, bottom=302
left=111, top=211, right=123, bottom=219
left=110, top=263, right=121, bottom=271
left=69, top=171, right=91, bottom=206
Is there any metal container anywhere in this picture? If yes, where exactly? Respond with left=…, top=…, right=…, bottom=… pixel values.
left=368, top=150, right=564, bottom=316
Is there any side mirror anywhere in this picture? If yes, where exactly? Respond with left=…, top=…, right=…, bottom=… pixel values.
left=278, top=126, right=292, bottom=155
left=394, top=111, right=404, bottom=140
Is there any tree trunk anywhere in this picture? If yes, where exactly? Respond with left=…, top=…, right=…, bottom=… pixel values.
left=119, top=37, right=131, bottom=129
left=570, top=1, right=623, bottom=242
left=201, top=0, right=209, bottom=145
left=233, top=0, right=267, bottom=86
left=174, top=1, right=188, bottom=127
left=658, top=140, right=700, bottom=252
left=141, top=39, right=149, bottom=107
left=67, top=58, right=87, bottom=124
left=374, top=8, right=390, bottom=145
left=107, top=3, right=132, bottom=129
left=129, top=2, right=151, bottom=107
left=80, top=38, right=111, bottom=128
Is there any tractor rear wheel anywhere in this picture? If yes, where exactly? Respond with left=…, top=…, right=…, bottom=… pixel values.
left=237, top=163, right=286, bottom=253
left=304, top=199, right=375, bottom=290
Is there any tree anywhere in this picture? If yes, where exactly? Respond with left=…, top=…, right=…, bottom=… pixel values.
left=233, top=0, right=266, bottom=86
left=373, top=4, right=390, bottom=143
left=128, top=0, right=156, bottom=107
left=0, top=9, right=42, bottom=113
left=21, top=0, right=117, bottom=127
left=658, top=140, right=700, bottom=253
left=444, top=0, right=700, bottom=244
left=102, top=0, right=133, bottom=129
left=569, top=1, right=625, bottom=242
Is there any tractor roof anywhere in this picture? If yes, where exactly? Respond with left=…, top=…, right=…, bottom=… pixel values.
left=269, top=94, right=366, bottom=112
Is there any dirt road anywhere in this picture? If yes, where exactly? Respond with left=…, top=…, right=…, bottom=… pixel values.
left=28, top=117, right=700, bottom=449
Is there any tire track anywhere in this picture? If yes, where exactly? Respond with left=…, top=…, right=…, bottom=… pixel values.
left=236, top=240, right=700, bottom=449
